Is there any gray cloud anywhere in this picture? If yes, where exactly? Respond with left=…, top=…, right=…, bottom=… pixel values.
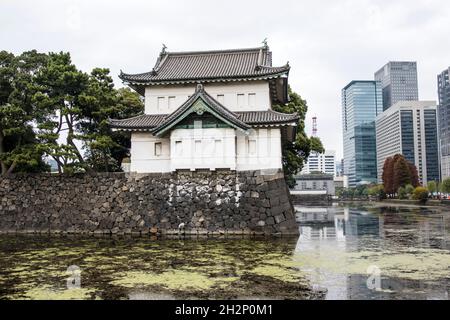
left=1, top=0, right=449, bottom=159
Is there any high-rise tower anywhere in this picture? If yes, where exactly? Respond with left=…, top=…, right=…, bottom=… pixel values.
left=374, top=61, right=419, bottom=111
left=342, top=80, right=382, bottom=187
left=438, top=67, right=450, bottom=179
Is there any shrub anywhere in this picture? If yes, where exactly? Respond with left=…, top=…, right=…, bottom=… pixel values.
left=368, top=185, right=386, bottom=200
left=398, top=187, right=407, bottom=199
left=405, top=184, right=414, bottom=198
left=412, top=187, right=429, bottom=203
left=441, top=178, right=450, bottom=194
left=427, top=181, right=437, bottom=194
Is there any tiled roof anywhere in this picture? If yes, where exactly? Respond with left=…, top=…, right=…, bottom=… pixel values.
left=119, top=46, right=289, bottom=85
left=237, top=110, right=299, bottom=125
left=110, top=109, right=299, bottom=131
left=109, top=114, right=166, bottom=130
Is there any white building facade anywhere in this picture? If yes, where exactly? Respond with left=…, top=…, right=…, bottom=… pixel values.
left=292, top=173, right=335, bottom=195
left=375, top=101, right=440, bottom=184
left=300, top=150, right=336, bottom=176
left=111, top=46, right=298, bottom=173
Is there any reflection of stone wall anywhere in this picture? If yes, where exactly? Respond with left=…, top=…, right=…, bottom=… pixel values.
left=0, top=170, right=298, bottom=236
left=291, top=194, right=332, bottom=205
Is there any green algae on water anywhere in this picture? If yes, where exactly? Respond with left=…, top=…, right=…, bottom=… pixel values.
left=111, top=270, right=224, bottom=290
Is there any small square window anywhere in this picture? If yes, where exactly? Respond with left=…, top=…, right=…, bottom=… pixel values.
left=195, top=140, right=202, bottom=153
left=217, top=94, right=225, bottom=104
left=237, top=94, right=245, bottom=108
left=157, top=97, right=166, bottom=111
left=248, top=93, right=256, bottom=107
left=168, top=96, right=176, bottom=109
left=175, top=141, right=183, bottom=156
left=154, top=142, right=162, bottom=156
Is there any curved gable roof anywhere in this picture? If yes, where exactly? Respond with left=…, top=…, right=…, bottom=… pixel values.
left=150, top=84, right=251, bottom=136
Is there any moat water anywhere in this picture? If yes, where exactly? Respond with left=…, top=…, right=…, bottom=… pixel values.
left=0, top=204, right=449, bottom=300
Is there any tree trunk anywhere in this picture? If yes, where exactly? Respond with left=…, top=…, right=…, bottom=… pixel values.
left=5, top=160, right=17, bottom=176
left=51, top=155, right=63, bottom=174
left=64, top=114, right=93, bottom=173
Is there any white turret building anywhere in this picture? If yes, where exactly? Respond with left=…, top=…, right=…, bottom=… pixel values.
left=111, top=45, right=298, bottom=173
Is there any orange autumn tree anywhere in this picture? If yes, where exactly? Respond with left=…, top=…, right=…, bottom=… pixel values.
left=382, top=154, right=419, bottom=196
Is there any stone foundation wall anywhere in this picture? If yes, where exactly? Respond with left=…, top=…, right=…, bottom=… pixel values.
left=0, top=170, right=299, bottom=236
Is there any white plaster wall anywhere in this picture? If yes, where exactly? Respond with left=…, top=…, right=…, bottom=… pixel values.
left=170, top=127, right=236, bottom=171
left=236, top=128, right=282, bottom=171
left=129, top=128, right=282, bottom=173
left=130, top=132, right=171, bottom=173
left=144, top=81, right=271, bottom=114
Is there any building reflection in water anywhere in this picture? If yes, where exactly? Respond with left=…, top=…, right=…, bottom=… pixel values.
left=294, top=205, right=450, bottom=300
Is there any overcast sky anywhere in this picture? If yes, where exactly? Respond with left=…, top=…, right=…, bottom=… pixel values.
left=2, top=0, right=450, bottom=159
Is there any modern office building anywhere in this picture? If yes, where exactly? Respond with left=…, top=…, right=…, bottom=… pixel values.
left=375, top=101, right=440, bottom=185
left=438, top=67, right=450, bottom=180
left=342, top=81, right=382, bottom=187
left=301, top=150, right=336, bottom=176
left=374, top=61, right=419, bottom=111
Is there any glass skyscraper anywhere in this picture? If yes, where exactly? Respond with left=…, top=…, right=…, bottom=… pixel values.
left=342, top=81, right=382, bottom=187
left=374, top=61, right=419, bottom=111
left=438, top=67, right=450, bottom=179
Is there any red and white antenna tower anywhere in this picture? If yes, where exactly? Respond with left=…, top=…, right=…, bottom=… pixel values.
left=312, top=116, right=317, bottom=137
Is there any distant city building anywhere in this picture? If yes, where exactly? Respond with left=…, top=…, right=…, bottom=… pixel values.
left=335, top=160, right=343, bottom=177
left=438, top=67, right=450, bottom=180
left=375, top=101, right=440, bottom=184
left=374, top=61, right=419, bottom=111
left=342, top=81, right=382, bottom=187
left=301, top=150, right=336, bottom=176
left=334, top=176, right=349, bottom=189
left=292, top=173, right=335, bottom=195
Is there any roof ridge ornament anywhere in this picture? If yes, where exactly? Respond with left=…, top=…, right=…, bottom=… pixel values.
left=255, top=38, right=269, bottom=71
left=196, top=83, right=204, bottom=92
left=161, top=43, right=167, bottom=55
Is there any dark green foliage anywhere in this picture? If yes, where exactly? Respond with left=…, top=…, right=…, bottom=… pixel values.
left=78, top=69, right=144, bottom=172
left=33, top=51, right=91, bottom=173
left=427, top=181, right=437, bottom=194
left=1, top=50, right=144, bottom=175
left=0, top=50, right=49, bottom=175
left=398, top=187, right=407, bottom=199
left=440, top=178, right=450, bottom=194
